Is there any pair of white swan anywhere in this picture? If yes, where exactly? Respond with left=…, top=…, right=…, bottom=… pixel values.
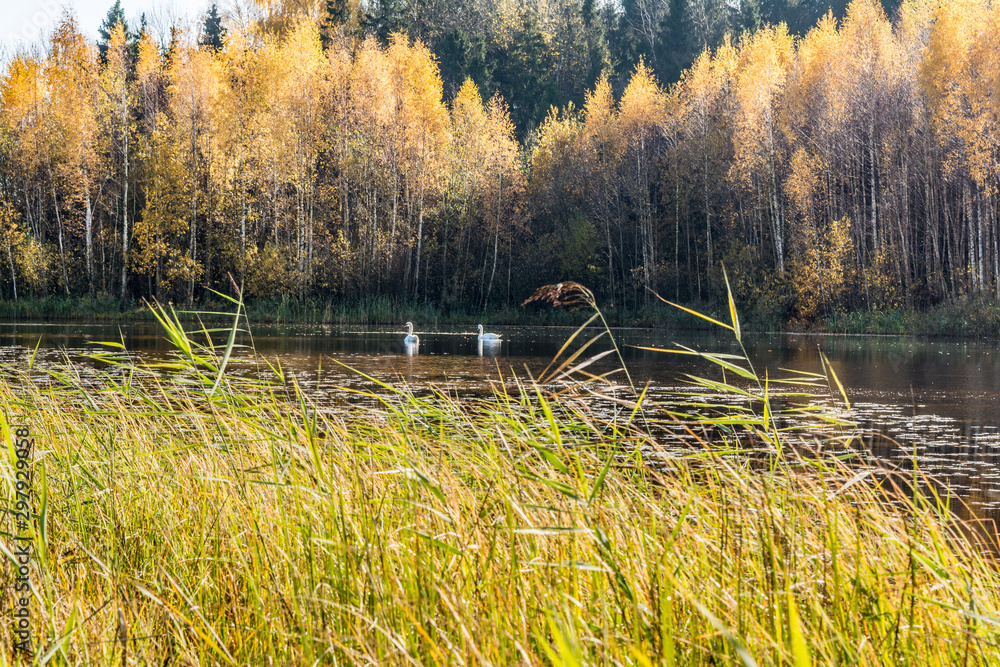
left=402, top=322, right=500, bottom=343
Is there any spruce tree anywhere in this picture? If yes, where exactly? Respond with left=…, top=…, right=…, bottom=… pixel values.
left=581, top=0, right=610, bottom=92
left=660, top=0, right=694, bottom=83
left=129, top=13, right=146, bottom=64
left=363, top=0, right=407, bottom=43
left=200, top=4, right=226, bottom=52
left=438, top=29, right=490, bottom=101
left=740, top=0, right=763, bottom=33
left=98, top=0, right=128, bottom=64
left=320, top=0, right=350, bottom=50
left=490, top=12, right=557, bottom=137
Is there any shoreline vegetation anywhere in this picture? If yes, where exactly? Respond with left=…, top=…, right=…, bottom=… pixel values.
left=1, top=289, right=999, bottom=663
left=5, top=0, right=1000, bottom=328
left=4, top=294, right=1000, bottom=339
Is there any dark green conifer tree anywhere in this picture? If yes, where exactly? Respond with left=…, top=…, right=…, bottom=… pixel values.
left=490, top=12, right=557, bottom=137
left=364, top=0, right=407, bottom=43
left=580, top=0, right=611, bottom=92
left=200, top=4, right=226, bottom=52
left=320, top=0, right=352, bottom=49
left=98, top=0, right=128, bottom=64
left=740, top=0, right=763, bottom=34
left=438, top=29, right=491, bottom=101
left=660, top=0, right=695, bottom=83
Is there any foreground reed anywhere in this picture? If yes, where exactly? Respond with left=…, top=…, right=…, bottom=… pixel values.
left=0, top=295, right=997, bottom=665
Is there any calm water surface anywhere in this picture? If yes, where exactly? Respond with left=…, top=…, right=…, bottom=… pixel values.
left=2, top=321, right=999, bottom=532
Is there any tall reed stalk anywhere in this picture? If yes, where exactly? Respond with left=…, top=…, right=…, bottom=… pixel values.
left=0, top=288, right=995, bottom=665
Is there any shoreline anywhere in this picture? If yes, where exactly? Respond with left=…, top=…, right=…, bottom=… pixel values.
left=1, top=294, right=1000, bottom=339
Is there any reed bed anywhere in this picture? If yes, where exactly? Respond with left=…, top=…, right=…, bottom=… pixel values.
left=0, top=294, right=998, bottom=665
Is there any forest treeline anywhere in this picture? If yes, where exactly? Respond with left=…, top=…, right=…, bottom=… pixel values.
left=0, top=0, right=997, bottom=321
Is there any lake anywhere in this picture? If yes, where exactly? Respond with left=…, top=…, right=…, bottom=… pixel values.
left=2, top=320, right=999, bottom=534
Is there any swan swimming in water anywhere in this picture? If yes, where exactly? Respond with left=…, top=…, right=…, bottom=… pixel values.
left=404, top=322, right=419, bottom=344
left=477, top=324, right=501, bottom=341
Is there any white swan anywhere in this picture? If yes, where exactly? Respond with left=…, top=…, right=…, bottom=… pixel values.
left=477, top=324, right=501, bottom=341
left=404, top=322, right=419, bottom=344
